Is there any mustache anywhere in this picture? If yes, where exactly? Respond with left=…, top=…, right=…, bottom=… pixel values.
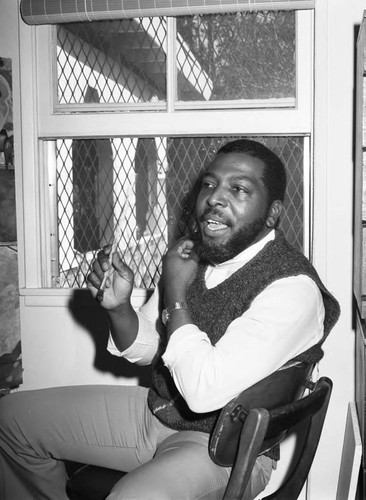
left=197, top=208, right=232, bottom=227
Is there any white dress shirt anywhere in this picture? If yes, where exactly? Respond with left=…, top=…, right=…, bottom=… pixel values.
left=108, top=230, right=325, bottom=413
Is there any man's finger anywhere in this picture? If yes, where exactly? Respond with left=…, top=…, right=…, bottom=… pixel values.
left=112, top=253, right=135, bottom=284
left=175, top=238, right=195, bottom=258
left=86, top=271, right=101, bottom=290
left=97, top=245, right=113, bottom=271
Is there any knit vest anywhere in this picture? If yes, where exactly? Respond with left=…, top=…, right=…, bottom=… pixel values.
left=147, top=230, right=340, bottom=434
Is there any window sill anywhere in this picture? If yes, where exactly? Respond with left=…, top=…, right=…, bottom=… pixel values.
left=19, top=288, right=151, bottom=308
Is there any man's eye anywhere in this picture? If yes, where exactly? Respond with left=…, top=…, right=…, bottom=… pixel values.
left=233, top=186, right=249, bottom=194
left=202, top=181, right=214, bottom=189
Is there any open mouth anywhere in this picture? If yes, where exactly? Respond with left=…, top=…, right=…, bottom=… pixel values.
left=202, top=218, right=230, bottom=236
left=198, top=210, right=232, bottom=237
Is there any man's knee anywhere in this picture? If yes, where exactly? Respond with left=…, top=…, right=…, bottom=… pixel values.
left=106, top=473, right=171, bottom=500
left=106, top=475, right=226, bottom=500
left=105, top=430, right=230, bottom=500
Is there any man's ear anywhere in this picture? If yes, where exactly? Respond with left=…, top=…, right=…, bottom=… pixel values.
left=266, top=200, right=283, bottom=228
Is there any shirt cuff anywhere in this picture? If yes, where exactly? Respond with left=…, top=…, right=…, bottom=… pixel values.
left=107, top=311, right=159, bottom=365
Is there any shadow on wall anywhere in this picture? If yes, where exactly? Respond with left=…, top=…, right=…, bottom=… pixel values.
left=68, top=289, right=152, bottom=388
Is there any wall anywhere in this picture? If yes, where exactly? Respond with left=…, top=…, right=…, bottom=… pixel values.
left=0, top=0, right=363, bottom=498
left=310, top=2, right=361, bottom=498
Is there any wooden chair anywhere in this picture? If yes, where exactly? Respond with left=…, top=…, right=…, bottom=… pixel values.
left=66, top=365, right=332, bottom=500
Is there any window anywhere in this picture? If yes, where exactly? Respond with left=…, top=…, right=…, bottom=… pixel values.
left=33, top=9, right=313, bottom=291
left=56, top=11, right=296, bottom=109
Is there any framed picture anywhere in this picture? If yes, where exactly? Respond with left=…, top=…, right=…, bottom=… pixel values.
left=336, top=402, right=362, bottom=500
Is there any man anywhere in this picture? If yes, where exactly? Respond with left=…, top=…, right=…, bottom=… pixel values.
left=0, top=139, right=340, bottom=500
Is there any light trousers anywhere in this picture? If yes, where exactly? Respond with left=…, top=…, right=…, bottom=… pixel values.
left=0, top=385, right=272, bottom=500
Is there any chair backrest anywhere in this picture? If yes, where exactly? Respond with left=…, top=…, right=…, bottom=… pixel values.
left=214, top=376, right=333, bottom=500
left=209, top=362, right=314, bottom=467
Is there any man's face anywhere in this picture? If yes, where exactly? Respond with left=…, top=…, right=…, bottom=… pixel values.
left=194, top=152, right=276, bottom=264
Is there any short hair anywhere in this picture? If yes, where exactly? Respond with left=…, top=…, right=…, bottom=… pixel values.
left=217, top=139, right=287, bottom=204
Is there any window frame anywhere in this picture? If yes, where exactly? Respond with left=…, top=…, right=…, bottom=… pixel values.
left=53, top=14, right=297, bottom=112
left=35, top=11, right=313, bottom=137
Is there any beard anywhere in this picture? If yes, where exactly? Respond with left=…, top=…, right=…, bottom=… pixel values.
left=193, top=211, right=269, bottom=265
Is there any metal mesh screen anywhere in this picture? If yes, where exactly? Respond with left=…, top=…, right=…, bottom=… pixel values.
left=53, top=136, right=304, bottom=289
left=57, top=11, right=295, bottom=106
left=176, top=11, right=295, bottom=101
left=57, top=18, right=167, bottom=104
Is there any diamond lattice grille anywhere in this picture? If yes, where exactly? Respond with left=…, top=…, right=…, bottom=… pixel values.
left=176, top=11, right=295, bottom=101
left=53, top=136, right=304, bottom=289
left=57, top=11, right=295, bottom=106
left=57, top=18, right=167, bottom=104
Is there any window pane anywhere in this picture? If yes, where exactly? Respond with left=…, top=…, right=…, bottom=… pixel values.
left=57, top=18, right=167, bottom=105
left=176, top=11, right=296, bottom=102
left=52, top=136, right=304, bottom=289
left=56, top=11, right=296, bottom=107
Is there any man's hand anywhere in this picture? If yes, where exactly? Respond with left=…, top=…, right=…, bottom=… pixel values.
left=87, top=244, right=135, bottom=310
left=162, top=238, right=199, bottom=304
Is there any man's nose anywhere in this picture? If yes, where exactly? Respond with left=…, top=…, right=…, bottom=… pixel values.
left=206, top=186, right=227, bottom=207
